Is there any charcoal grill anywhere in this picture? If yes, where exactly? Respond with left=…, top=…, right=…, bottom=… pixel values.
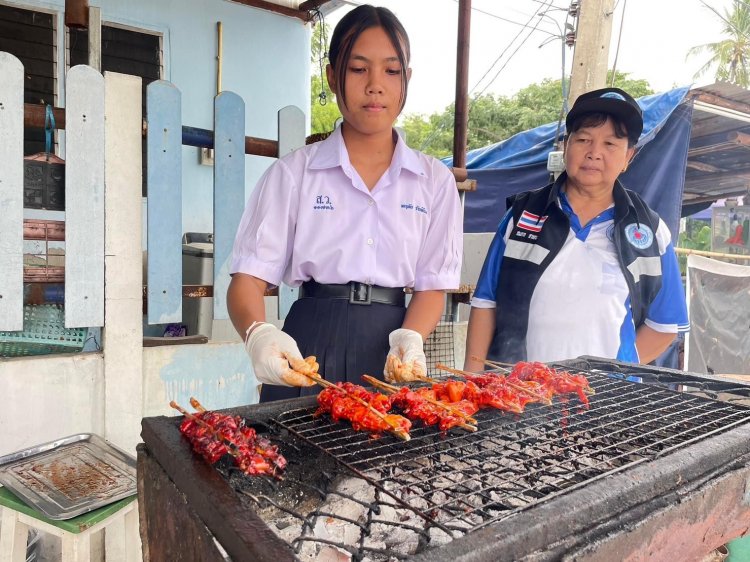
left=138, top=357, right=750, bottom=561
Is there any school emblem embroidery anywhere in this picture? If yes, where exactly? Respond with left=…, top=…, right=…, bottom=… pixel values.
left=314, top=195, right=334, bottom=210
left=517, top=210, right=548, bottom=233
left=624, top=223, right=654, bottom=249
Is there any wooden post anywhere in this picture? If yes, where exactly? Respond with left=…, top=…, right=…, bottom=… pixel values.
left=0, top=53, right=24, bottom=331
left=88, top=6, right=101, bottom=72
left=103, top=72, right=144, bottom=455
left=567, top=0, right=616, bottom=106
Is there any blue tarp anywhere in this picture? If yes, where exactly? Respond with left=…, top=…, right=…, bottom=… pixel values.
left=447, top=87, right=693, bottom=237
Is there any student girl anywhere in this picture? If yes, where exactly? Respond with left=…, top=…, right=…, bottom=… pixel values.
left=227, top=4, right=463, bottom=402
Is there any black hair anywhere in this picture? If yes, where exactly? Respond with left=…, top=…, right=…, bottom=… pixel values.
left=565, top=112, right=636, bottom=147
left=328, top=5, right=410, bottom=111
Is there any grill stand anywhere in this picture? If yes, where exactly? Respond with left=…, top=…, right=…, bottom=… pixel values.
left=408, top=424, right=750, bottom=561
left=139, top=393, right=750, bottom=562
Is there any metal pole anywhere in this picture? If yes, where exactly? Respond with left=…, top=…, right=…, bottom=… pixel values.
left=452, top=0, right=471, bottom=169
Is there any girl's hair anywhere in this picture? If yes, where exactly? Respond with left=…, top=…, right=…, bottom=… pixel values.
left=328, top=5, right=411, bottom=111
left=566, top=112, right=636, bottom=147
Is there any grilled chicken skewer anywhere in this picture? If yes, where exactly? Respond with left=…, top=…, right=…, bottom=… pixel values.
left=170, top=400, right=286, bottom=477
left=479, top=358, right=595, bottom=399
left=435, top=364, right=554, bottom=406
left=283, top=359, right=411, bottom=441
left=362, top=375, right=478, bottom=431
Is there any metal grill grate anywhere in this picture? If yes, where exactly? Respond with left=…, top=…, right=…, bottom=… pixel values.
left=424, top=316, right=454, bottom=376
left=274, top=371, right=750, bottom=535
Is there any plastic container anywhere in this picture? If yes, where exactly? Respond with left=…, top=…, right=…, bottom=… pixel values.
left=182, top=233, right=214, bottom=338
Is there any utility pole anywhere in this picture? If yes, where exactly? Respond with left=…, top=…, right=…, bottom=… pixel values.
left=567, top=0, right=616, bottom=106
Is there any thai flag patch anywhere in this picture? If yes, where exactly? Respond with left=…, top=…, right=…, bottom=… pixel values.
left=517, top=210, right=548, bottom=232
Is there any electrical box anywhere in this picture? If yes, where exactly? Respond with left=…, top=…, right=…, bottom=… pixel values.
left=547, top=151, right=565, bottom=173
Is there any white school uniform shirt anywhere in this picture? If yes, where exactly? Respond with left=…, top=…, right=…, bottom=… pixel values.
left=230, top=126, right=463, bottom=290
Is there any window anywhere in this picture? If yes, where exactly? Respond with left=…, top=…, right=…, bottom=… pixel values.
left=69, top=24, right=162, bottom=195
left=0, top=3, right=56, bottom=156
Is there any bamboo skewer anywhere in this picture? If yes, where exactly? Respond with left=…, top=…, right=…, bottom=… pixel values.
left=475, top=357, right=595, bottom=395
left=435, top=363, right=553, bottom=405
left=362, top=375, right=478, bottom=428
left=293, top=371, right=411, bottom=442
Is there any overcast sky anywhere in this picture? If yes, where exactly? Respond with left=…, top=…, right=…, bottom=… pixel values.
left=323, top=0, right=734, bottom=116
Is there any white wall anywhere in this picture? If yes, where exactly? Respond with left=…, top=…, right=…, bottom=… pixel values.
left=0, top=353, right=104, bottom=456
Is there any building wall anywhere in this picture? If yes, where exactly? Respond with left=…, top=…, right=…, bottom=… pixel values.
left=3, top=0, right=311, bottom=232
left=0, top=0, right=309, bottom=457
left=0, top=353, right=104, bottom=456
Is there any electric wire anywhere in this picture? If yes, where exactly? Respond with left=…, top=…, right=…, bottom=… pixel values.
left=610, top=0, right=628, bottom=86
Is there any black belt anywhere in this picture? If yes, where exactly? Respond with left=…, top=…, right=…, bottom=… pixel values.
left=300, top=280, right=405, bottom=306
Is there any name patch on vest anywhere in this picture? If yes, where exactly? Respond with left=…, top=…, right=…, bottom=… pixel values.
left=517, top=210, right=548, bottom=233
left=624, top=223, right=654, bottom=249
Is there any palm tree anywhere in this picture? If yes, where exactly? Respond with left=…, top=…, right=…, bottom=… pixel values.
left=688, top=0, right=750, bottom=87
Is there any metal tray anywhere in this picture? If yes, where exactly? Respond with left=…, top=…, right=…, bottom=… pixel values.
left=0, top=433, right=136, bottom=520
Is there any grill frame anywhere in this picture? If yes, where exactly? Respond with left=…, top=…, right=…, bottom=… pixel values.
left=139, top=359, right=750, bottom=561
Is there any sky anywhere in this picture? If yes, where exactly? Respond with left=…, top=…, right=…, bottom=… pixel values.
left=323, top=0, right=735, bottom=117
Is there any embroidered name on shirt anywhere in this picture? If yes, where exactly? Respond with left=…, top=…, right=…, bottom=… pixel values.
left=517, top=210, right=548, bottom=233
left=314, top=195, right=334, bottom=210
left=401, top=203, right=428, bottom=215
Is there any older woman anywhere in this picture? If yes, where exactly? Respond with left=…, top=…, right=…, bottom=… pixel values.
left=464, top=87, right=688, bottom=371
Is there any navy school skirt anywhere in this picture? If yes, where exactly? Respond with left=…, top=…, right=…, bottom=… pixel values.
left=259, top=297, right=406, bottom=402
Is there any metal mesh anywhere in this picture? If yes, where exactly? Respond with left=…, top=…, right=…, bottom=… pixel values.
left=424, top=315, right=454, bottom=376
left=274, top=370, right=750, bottom=537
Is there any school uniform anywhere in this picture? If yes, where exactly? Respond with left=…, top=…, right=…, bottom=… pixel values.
left=231, top=126, right=463, bottom=401
left=472, top=172, right=689, bottom=364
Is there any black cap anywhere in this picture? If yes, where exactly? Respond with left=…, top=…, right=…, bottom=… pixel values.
left=565, top=87, right=643, bottom=144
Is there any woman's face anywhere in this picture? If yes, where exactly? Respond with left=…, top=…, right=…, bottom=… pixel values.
left=564, top=117, right=635, bottom=193
left=327, top=26, right=411, bottom=137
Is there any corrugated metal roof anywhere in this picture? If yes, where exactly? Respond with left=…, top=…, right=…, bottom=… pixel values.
left=685, top=82, right=750, bottom=202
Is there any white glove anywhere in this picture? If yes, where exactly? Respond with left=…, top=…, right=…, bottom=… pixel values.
left=384, top=328, right=427, bottom=383
left=244, top=323, right=315, bottom=387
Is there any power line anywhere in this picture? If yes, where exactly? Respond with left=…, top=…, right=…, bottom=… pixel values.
left=454, top=1, right=557, bottom=38
left=609, top=0, right=627, bottom=86
left=473, top=0, right=555, bottom=97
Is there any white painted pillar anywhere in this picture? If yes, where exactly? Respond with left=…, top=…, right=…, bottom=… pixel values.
left=103, top=72, right=143, bottom=455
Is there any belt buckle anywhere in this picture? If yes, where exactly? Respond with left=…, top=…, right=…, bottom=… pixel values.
left=349, top=282, right=372, bottom=305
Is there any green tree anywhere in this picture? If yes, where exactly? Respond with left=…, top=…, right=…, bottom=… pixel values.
left=310, top=21, right=341, bottom=134
left=402, top=72, right=652, bottom=159
left=688, top=0, right=750, bottom=87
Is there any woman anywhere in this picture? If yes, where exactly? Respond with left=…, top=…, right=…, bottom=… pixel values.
left=464, top=87, right=688, bottom=371
left=228, top=5, right=463, bottom=401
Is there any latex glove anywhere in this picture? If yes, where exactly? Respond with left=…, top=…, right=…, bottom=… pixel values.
left=384, top=328, right=427, bottom=383
left=244, top=323, right=316, bottom=387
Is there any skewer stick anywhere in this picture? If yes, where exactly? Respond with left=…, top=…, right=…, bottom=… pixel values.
left=435, top=363, right=553, bottom=405
left=294, top=371, right=411, bottom=442
left=476, top=357, right=595, bottom=395
left=362, top=375, right=478, bottom=428
left=473, top=357, right=515, bottom=370
left=189, top=397, right=207, bottom=412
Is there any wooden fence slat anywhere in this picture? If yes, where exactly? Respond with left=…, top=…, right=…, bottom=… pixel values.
left=147, top=81, right=182, bottom=324
left=213, top=92, right=245, bottom=321
left=277, top=105, right=305, bottom=321
left=0, top=52, right=24, bottom=330
left=65, top=64, right=105, bottom=328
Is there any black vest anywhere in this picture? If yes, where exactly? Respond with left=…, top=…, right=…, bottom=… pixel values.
left=490, top=172, right=664, bottom=362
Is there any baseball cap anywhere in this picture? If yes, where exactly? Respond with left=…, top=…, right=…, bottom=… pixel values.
left=565, top=87, right=643, bottom=144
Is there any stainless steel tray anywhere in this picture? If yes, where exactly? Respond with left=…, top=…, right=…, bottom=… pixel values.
left=0, top=433, right=136, bottom=520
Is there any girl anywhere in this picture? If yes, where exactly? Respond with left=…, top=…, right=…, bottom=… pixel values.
left=228, top=4, right=463, bottom=402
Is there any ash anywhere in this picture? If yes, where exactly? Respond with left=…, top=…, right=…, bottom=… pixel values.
left=222, top=445, right=460, bottom=562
